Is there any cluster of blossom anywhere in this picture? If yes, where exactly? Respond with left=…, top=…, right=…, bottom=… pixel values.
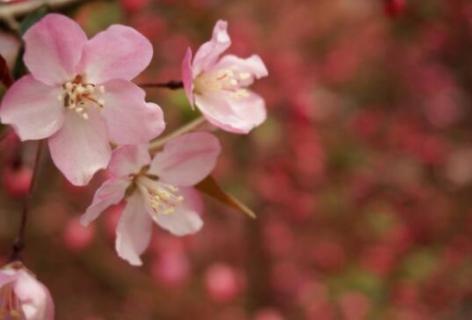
left=0, top=13, right=267, bottom=319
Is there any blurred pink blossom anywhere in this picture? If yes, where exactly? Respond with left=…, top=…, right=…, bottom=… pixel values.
left=339, top=292, right=371, bottom=320
left=205, top=263, right=241, bottom=302
left=151, top=249, right=190, bottom=288
left=2, top=165, right=31, bottom=198
left=63, top=216, right=95, bottom=251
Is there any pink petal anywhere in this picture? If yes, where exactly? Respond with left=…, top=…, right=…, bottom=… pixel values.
left=192, top=20, right=231, bottom=76
left=80, top=178, right=129, bottom=226
left=48, top=109, right=111, bottom=186
left=0, top=269, right=17, bottom=287
left=149, top=132, right=221, bottom=187
left=23, top=14, right=87, bottom=85
left=15, top=270, right=54, bottom=320
left=181, top=47, right=195, bottom=105
left=108, top=144, right=151, bottom=178
left=195, top=90, right=266, bottom=134
left=149, top=187, right=203, bottom=236
left=230, top=91, right=267, bottom=129
left=180, top=187, right=204, bottom=214
left=213, top=54, right=268, bottom=83
left=0, top=75, right=64, bottom=140
left=80, top=25, right=153, bottom=84
left=116, top=191, right=153, bottom=266
left=102, top=80, right=165, bottom=145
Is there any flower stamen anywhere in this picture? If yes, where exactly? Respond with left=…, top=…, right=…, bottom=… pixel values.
left=194, top=67, right=252, bottom=99
left=138, top=177, right=183, bottom=216
left=59, top=75, right=105, bottom=119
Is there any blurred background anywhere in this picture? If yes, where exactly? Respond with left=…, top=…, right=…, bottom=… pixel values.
left=1, top=0, right=472, bottom=319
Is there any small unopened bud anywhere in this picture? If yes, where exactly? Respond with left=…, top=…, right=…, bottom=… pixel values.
left=204, top=263, right=241, bottom=302
left=63, top=217, right=95, bottom=252
left=2, top=166, right=32, bottom=198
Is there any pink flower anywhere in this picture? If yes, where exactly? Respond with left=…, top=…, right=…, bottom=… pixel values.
left=0, top=14, right=165, bottom=186
left=0, top=262, right=54, bottom=320
left=182, top=20, right=268, bottom=134
left=80, top=132, right=221, bottom=266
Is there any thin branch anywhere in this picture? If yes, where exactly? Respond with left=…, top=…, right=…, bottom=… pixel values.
left=149, top=116, right=206, bottom=153
left=139, top=80, right=184, bottom=90
left=9, top=140, right=44, bottom=262
left=0, top=0, right=83, bottom=18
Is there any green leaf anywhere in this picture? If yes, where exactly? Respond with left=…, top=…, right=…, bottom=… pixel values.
left=12, top=6, right=49, bottom=79
left=196, top=176, right=256, bottom=219
left=19, top=6, right=48, bottom=36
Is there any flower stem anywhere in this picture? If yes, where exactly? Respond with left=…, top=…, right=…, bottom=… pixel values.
left=9, top=140, right=44, bottom=262
left=139, top=80, right=184, bottom=90
left=149, top=116, right=206, bottom=153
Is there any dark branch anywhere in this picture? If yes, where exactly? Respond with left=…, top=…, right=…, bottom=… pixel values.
left=9, top=140, right=44, bottom=262
left=139, top=80, right=184, bottom=90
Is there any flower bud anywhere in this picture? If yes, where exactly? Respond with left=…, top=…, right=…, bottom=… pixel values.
left=0, top=262, right=54, bottom=320
left=63, top=217, right=95, bottom=252
left=2, top=166, right=32, bottom=198
left=204, top=263, right=241, bottom=302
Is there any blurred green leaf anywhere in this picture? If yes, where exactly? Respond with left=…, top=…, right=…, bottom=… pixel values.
left=78, top=1, right=122, bottom=35
left=12, top=6, right=49, bottom=79
left=330, top=267, right=385, bottom=299
left=401, top=249, right=439, bottom=281
left=19, top=6, right=48, bottom=36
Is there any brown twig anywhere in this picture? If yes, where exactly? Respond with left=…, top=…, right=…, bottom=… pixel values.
left=9, top=140, right=44, bottom=261
left=0, top=0, right=83, bottom=17
left=0, top=0, right=85, bottom=31
left=139, top=80, right=184, bottom=90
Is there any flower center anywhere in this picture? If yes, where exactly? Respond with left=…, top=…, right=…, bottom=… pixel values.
left=194, top=68, right=251, bottom=99
left=0, top=283, right=24, bottom=320
left=137, top=176, right=183, bottom=216
left=58, top=75, right=105, bottom=119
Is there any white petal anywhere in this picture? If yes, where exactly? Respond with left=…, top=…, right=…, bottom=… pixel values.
left=149, top=132, right=221, bottom=187
left=80, top=178, right=129, bottom=226
left=115, top=192, right=153, bottom=266
left=48, top=108, right=111, bottom=186
left=108, top=144, right=151, bottom=178
left=0, top=75, right=64, bottom=140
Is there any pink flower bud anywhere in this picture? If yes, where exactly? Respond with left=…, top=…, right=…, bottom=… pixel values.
left=0, top=262, right=54, bottom=320
left=2, top=166, right=32, bottom=198
left=151, top=250, right=189, bottom=288
left=205, top=263, right=241, bottom=302
left=63, top=217, right=95, bottom=251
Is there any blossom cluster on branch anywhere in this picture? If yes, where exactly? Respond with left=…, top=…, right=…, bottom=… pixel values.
left=0, top=12, right=267, bottom=319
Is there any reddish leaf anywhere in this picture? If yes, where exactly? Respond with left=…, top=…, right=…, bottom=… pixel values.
left=196, top=176, right=256, bottom=219
left=0, top=54, right=13, bottom=88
